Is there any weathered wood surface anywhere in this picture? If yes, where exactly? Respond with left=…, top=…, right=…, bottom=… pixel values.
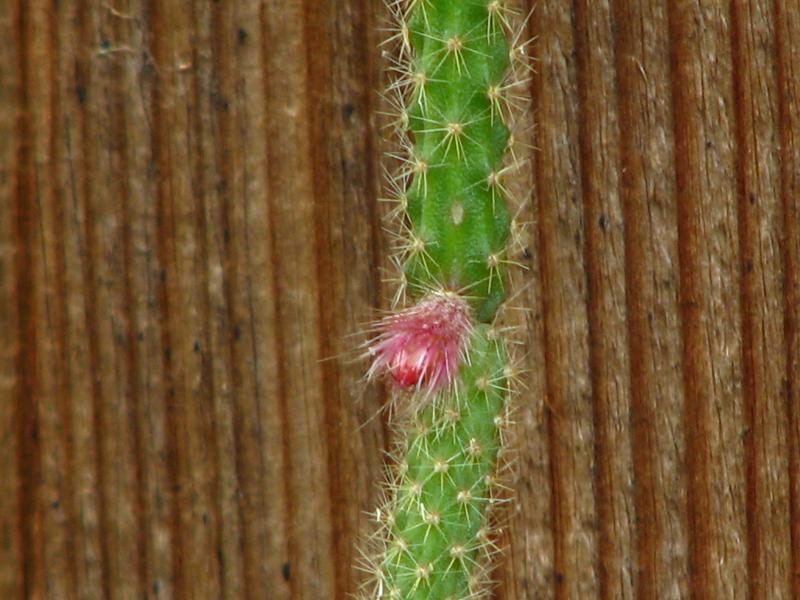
left=1, top=1, right=798, bottom=598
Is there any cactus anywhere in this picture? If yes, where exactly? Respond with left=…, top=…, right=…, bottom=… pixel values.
left=361, top=0, right=528, bottom=598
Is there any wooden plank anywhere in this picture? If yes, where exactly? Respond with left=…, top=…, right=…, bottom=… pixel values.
left=0, top=1, right=798, bottom=598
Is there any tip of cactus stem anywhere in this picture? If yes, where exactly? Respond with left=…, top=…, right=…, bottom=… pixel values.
left=368, top=291, right=473, bottom=393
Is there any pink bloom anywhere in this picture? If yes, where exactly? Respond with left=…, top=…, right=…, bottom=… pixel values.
left=368, top=292, right=473, bottom=392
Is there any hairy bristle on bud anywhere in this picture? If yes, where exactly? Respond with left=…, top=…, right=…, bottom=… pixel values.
left=368, top=291, right=473, bottom=392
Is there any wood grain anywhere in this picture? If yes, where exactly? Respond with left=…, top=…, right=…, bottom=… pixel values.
left=613, top=2, right=688, bottom=598
left=1, top=1, right=798, bottom=598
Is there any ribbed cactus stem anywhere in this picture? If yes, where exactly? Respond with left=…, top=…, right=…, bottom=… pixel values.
left=403, top=0, right=512, bottom=322
left=363, top=0, right=524, bottom=598
left=380, top=326, right=509, bottom=599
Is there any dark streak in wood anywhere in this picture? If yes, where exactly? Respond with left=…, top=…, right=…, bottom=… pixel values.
left=147, top=1, right=184, bottom=595
left=260, top=5, right=296, bottom=599
left=74, top=2, right=112, bottom=597
left=573, top=1, right=630, bottom=595
left=532, top=106, right=568, bottom=600
left=107, top=8, right=149, bottom=593
left=773, top=1, right=800, bottom=595
left=45, top=1, right=81, bottom=596
left=13, top=2, right=43, bottom=596
left=300, top=0, right=349, bottom=596
left=667, top=4, right=714, bottom=597
left=186, top=7, right=228, bottom=596
left=209, top=4, right=258, bottom=596
left=612, top=2, right=659, bottom=597
left=730, top=4, right=764, bottom=596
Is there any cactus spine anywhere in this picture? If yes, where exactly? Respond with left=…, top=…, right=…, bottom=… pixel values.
left=363, top=1, right=527, bottom=598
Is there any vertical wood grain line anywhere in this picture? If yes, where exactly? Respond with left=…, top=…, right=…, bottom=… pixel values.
left=573, top=1, right=634, bottom=596
left=533, top=97, right=568, bottom=600
left=0, top=2, right=22, bottom=595
left=13, top=2, right=44, bottom=596
left=73, top=3, right=114, bottom=596
left=261, top=0, right=336, bottom=590
left=527, top=16, right=568, bottom=591
left=538, top=241, right=570, bottom=600
left=666, top=5, right=714, bottom=597
left=357, top=0, right=388, bottom=449
left=260, top=6, right=295, bottom=597
left=147, top=1, right=183, bottom=594
left=611, top=4, right=658, bottom=597
left=208, top=5, right=258, bottom=595
left=361, top=0, right=395, bottom=459
left=45, top=2, right=80, bottom=595
left=186, top=5, right=227, bottom=592
left=230, top=4, right=278, bottom=592
left=301, top=1, right=351, bottom=597
left=108, top=9, right=149, bottom=591
left=531, top=3, right=603, bottom=595
left=773, top=1, right=800, bottom=594
left=572, top=6, right=611, bottom=593
left=730, top=4, right=763, bottom=596
left=502, top=7, right=557, bottom=599
left=118, top=184, right=149, bottom=599
left=730, top=2, right=790, bottom=596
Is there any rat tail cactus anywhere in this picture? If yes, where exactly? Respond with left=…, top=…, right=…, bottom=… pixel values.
left=359, top=1, right=531, bottom=598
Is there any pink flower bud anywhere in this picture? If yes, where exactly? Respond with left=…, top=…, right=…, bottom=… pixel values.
left=368, top=292, right=473, bottom=392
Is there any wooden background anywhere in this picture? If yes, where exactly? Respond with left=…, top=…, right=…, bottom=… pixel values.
left=1, top=0, right=798, bottom=598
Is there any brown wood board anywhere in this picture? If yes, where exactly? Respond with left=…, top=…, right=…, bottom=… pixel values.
left=0, top=1, right=797, bottom=598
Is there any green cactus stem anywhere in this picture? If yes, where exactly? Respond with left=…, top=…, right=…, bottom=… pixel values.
left=363, top=0, right=525, bottom=598
left=379, top=325, right=510, bottom=599
left=401, top=0, right=513, bottom=323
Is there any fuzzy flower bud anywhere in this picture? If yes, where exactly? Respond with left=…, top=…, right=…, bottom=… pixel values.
left=368, top=292, right=473, bottom=392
